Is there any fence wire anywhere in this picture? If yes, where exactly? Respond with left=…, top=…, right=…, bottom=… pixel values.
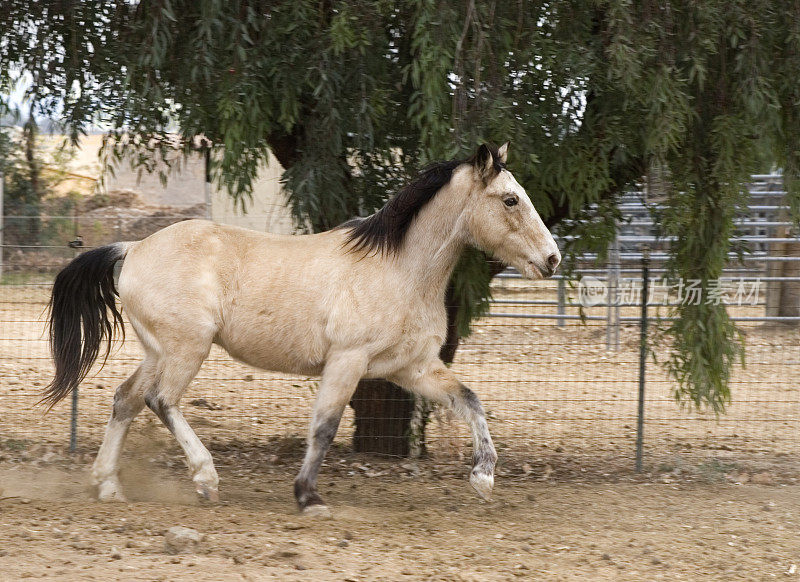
left=1, top=181, right=799, bottom=474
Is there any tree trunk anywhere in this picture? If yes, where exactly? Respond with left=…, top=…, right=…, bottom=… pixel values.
left=766, top=240, right=800, bottom=322
left=349, top=379, right=416, bottom=456
left=23, top=114, right=42, bottom=245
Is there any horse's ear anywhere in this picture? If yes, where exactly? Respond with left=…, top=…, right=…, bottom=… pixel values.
left=474, top=144, right=495, bottom=180
left=497, top=142, right=509, bottom=164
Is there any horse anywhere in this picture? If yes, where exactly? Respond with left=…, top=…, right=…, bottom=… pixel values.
left=43, top=142, right=560, bottom=515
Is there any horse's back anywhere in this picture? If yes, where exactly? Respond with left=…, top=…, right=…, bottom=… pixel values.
left=120, top=218, right=338, bottom=295
left=116, top=220, right=345, bottom=372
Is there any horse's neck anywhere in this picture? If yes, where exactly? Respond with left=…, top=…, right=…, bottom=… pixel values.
left=395, top=183, right=469, bottom=298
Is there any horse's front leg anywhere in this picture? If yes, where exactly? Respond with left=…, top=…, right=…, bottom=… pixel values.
left=392, top=363, right=498, bottom=500
left=294, top=351, right=367, bottom=516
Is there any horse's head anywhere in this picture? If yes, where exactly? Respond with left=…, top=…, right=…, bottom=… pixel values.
left=464, top=143, right=560, bottom=279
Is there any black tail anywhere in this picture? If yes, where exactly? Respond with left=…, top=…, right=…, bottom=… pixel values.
left=41, top=243, right=128, bottom=409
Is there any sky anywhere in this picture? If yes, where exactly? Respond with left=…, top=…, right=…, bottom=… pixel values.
left=1, top=72, right=34, bottom=125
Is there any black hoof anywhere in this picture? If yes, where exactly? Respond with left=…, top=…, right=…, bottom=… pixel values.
left=294, top=479, right=325, bottom=511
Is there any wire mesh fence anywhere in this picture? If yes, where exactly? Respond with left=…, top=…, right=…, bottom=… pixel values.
left=1, top=176, right=799, bottom=475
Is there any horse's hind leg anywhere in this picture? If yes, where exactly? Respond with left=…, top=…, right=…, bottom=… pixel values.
left=145, top=345, right=219, bottom=501
left=294, top=352, right=367, bottom=515
left=92, top=360, right=155, bottom=501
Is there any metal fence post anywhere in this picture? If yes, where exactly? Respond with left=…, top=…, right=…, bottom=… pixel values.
left=606, top=225, right=620, bottom=350
left=612, top=236, right=621, bottom=349
left=635, top=246, right=650, bottom=473
left=557, top=277, right=565, bottom=328
left=204, top=146, right=212, bottom=221
left=69, top=388, right=79, bottom=452
left=0, top=171, right=4, bottom=281
left=69, top=212, right=79, bottom=452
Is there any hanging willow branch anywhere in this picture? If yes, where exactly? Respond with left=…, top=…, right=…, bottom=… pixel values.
left=2, top=0, right=797, bottom=413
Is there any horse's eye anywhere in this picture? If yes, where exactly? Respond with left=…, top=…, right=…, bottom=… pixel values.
left=503, top=196, right=518, bottom=207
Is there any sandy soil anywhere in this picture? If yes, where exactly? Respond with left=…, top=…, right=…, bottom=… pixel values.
left=1, top=443, right=799, bottom=582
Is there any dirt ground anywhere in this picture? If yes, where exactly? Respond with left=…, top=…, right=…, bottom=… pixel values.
left=1, top=441, right=799, bottom=582
left=2, top=275, right=800, bottom=580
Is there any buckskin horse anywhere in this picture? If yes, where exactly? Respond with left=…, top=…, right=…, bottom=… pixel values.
left=43, top=143, right=560, bottom=515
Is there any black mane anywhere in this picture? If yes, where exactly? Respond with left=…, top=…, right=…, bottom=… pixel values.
left=341, top=146, right=505, bottom=256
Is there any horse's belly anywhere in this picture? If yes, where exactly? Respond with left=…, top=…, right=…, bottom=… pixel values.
left=224, top=343, right=325, bottom=376
left=216, top=315, right=328, bottom=376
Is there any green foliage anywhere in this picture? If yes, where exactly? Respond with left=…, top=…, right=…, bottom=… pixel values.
left=1, top=107, right=80, bottom=249
left=0, top=119, right=42, bottom=246
left=451, top=247, right=493, bottom=338
left=2, top=1, right=798, bottom=411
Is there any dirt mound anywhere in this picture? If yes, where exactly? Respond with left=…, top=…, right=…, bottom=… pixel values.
left=80, top=189, right=146, bottom=212
left=2, top=191, right=205, bottom=274
left=80, top=191, right=205, bottom=243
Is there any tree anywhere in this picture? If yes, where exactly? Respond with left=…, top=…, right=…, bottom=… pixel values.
left=0, top=105, right=48, bottom=248
left=2, top=1, right=798, bottom=443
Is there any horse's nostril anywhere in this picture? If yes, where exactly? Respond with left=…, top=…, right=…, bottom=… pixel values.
left=547, top=253, right=560, bottom=271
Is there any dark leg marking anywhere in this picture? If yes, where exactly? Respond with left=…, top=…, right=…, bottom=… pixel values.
left=111, top=395, right=141, bottom=423
left=110, top=369, right=143, bottom=422
left=145, top=394, right=175, bottom=434
left=459, top=383, right=483, bottom=413
left=293, top=480, right=325, bottom=509
left=294, top=416, right=340, bottom=510
left=458, top=384, right=497, bottom=472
